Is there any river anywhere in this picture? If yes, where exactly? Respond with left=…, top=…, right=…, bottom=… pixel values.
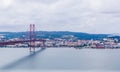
left=0, top=48, right=120, bottom=72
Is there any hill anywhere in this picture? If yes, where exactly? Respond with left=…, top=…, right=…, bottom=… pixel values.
left=0, top=31, right=108, bottom=40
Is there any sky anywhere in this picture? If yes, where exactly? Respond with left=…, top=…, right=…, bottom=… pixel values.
left=0, top=0, right=120, bottom=34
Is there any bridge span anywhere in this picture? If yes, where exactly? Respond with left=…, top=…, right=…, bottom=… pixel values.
left=0, top=24, right=45, bottom=52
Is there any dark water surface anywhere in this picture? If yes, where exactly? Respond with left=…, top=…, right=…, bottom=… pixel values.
left=1, top=48, right=120, bottom=71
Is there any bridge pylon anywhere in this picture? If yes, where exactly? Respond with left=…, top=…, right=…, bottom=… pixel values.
left=29, top=24, right=36, bottom=52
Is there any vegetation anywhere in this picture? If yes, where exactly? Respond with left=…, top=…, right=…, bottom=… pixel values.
left=0, top=31, right=108, bottom=40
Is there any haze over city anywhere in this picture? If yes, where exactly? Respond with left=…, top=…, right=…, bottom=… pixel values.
left=0, top=0, right=120, bottom=34
left=1, top=1, right=120, bottom=72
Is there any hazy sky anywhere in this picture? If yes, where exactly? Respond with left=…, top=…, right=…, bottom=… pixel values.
left=0, top=0, right=120, bottom=34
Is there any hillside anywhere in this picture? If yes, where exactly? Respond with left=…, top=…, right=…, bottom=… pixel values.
left=0, top=31, right=108, bottom=40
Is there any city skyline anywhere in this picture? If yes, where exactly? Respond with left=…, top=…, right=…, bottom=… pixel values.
left=0, top=0, right=120, bottom=34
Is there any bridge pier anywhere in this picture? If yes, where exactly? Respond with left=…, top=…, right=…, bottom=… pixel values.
left=29, top=24, right=35, bottom=52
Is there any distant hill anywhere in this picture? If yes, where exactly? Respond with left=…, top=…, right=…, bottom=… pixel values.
left=0, top=31, right=109, bottom=40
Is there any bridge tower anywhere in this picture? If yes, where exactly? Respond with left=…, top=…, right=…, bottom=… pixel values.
left=30, top=24, right=36, bottom=52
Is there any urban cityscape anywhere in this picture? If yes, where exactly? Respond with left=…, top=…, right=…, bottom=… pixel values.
left=0, top=28, right=120, bottom=49
left=1, top=0, right=120, bottom=72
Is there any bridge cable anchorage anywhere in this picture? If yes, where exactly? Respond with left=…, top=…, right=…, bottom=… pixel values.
left=30, top=24, right=36, bottom=52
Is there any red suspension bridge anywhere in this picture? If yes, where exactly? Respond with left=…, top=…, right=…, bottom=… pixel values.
left=0, top=24, right=45, bottom=52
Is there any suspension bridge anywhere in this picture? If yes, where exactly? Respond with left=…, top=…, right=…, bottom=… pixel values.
left=0, top=24, right=45, bottom=52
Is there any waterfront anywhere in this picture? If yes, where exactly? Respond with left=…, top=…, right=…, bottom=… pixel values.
left=0, top=48, right=120, bottom=72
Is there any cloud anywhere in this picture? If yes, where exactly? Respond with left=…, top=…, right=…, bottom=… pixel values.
left=0, top=0, right=14, bottom=9
left=0, top=0, right=120, bottom=33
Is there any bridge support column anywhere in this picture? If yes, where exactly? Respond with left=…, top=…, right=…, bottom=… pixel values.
left=30, top=24, right=36, bottom=52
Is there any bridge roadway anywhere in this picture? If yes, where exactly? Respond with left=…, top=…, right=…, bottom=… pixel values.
left=0, top=39, right=45, bottom=46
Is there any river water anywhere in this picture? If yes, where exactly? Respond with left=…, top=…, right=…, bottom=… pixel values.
left=0, top=48, right=120, bottom=72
